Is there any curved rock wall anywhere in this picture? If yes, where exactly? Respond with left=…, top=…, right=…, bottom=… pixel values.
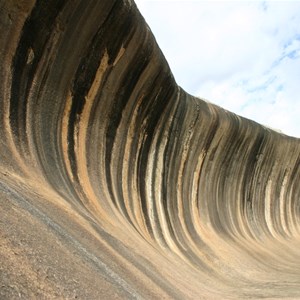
left=1, top=1, right=300, bottom=298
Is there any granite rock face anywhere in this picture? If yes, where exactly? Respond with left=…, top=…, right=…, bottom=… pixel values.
left=1, top=1, right=300, bottom=299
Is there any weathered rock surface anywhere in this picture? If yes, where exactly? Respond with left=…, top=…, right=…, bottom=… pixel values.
left=1, top=1, right=300, bottom=299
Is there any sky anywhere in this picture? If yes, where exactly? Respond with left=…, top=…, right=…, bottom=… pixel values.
left=134, top=0, right=300, bottom=138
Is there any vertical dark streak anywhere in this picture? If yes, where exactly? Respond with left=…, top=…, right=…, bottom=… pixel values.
left=10, top=0, right=67, bottom=144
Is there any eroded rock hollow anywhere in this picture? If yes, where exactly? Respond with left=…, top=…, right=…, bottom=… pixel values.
left=1, top=1, right=300, bottom=299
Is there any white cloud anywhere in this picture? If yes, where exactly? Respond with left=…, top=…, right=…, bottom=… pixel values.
left=135, top=0, right=300, bottom=138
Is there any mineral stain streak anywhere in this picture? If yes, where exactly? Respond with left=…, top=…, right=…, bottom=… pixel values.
left=1, top=1, right=300, bottom=299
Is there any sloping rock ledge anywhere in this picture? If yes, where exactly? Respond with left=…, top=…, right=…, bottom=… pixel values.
left=1, top=1, right=300, bottom=299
